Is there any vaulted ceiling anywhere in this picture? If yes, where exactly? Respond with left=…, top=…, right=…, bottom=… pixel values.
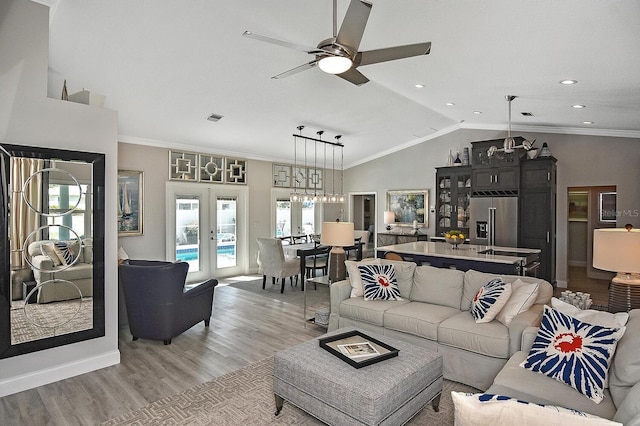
left=46, top=0, right=640, bottom=167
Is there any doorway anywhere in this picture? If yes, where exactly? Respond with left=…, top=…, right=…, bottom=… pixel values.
left=567, top=185, right=616, bottom=281
left=350, top=192, right=377, bottom=247
left=166, top=182, right=247, bottom=281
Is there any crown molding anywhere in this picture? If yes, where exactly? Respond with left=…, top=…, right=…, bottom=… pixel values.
left=459, top=122, right=640, bottom=139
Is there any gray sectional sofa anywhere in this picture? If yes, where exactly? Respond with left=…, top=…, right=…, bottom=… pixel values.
left=485, top=310, right=640, bottom=424
left=328, top=259, right=553, bottom=390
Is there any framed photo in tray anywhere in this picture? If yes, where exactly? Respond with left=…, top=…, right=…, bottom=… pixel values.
left=318, top=330, right=399, bottom=368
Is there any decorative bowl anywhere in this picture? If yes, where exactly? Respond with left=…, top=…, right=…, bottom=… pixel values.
left=445, top=236, right=462, bottom=248
left=526, top=149, right=539, bottom=159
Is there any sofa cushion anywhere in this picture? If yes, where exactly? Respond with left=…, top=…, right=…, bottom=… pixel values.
left=489, top=351, right=617, bottom=420
left=54, top=241, right=76, bottom=265
left=359, top=264, right=402, bottom=301
left=452, top=392, right=621, bottom=426
left=551, top=297, right=629, bottom=328
left=520, top=306, right=625, bottom=404
left=338, top=297, right=409, bottom=327
left=379, top=259, right=416, bottom=299
left=496, top=279, right=540, bottom=326
left=471, top=278, right=512, bottom=323
left=409, top=265, right=464, bottom=309
left=40, top=242, right=62, bottom=266
left=438, top=311, right=510, bottom=358
left=346, top=258, right=380, bottom=298
left=614, top=381, right=640, bottom=425
left=609, top=310, right=640, bottom=408
left=383, top=301, right=460, bottom=340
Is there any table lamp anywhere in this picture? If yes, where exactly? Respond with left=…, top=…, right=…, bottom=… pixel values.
left=593, top=226, right=640, bottom=313
left=384, top=211, right=395, bottom=231
left=321, top=221, right=355, bottom=283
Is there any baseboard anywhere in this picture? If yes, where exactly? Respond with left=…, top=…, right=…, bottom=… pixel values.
left=0, top=350, right=120, bottom=397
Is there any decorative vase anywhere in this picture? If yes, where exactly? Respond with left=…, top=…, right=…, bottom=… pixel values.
left=462, top=147, right=470, bottom=165
left=454, top=153, right=462, bottom=166
left=538, top=143, right=552, bottom=157
left=447, top=150, right=454, bottom=166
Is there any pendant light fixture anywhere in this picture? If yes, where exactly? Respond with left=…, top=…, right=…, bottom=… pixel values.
left=290, top=127, right=344, bottom=204
left=503, top=95, right=516, bottom=153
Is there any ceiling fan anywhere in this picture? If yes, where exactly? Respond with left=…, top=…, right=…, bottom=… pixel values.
left=243, top=0, right=432, bottom=86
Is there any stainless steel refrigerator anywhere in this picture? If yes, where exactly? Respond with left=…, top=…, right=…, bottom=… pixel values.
left=469, top=197, right=519, bottom=247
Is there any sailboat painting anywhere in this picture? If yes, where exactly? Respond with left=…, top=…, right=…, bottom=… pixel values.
left=118, top=170, right=143, bottom=236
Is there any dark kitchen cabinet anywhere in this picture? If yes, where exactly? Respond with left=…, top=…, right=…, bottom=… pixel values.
left=471, top=139, right=522, bottom=194
left=435, top=165, right=472, bottom=238
left=519, top=157, right=557, bottom=283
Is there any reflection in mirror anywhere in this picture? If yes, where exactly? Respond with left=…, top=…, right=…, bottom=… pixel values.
left=1, top=144, right=105, bottom=358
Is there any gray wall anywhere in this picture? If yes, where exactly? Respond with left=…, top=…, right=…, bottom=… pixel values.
left=344, top=128, right=640, bottom=287
left=0, top=0, right=120, bottom=396
left=118, top=142, right=340, bottom=274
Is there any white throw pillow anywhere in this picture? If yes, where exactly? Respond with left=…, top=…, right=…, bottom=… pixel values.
left=496, top=279, right=540, bottom=326
left=551, top=297, right=629, bottom=328
left=345, top=258, right=380, bottom=298
left=40, top=242, right=62, bottom=266
left=452, top=392, right=622, bottom=426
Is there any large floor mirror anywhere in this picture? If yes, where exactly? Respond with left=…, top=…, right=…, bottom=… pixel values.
left=0, top=144, right=105, bottom=358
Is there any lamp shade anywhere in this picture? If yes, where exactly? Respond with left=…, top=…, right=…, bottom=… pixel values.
left=593, top=228, right=640, bottom=273
left=320, top=221, right=354, bottom=247
left=384, top=211, right=395, bottom=225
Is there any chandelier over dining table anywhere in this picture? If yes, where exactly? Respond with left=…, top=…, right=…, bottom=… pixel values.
left=290, top=125, right=345, bottom=204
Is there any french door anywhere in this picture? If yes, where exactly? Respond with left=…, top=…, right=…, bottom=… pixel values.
left=166, top=182, right=246, bottom=281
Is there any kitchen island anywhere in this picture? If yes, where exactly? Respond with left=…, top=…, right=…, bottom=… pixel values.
left=376, top=241, right=540, bottom=276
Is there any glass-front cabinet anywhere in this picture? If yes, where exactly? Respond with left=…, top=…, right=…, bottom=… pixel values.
left=435, top=165, right=471, bottom=238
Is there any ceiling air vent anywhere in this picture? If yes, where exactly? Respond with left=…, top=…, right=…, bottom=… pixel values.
left=207, top=113, right=224, bottom=122
left=521, top=112, right=533, bottom=117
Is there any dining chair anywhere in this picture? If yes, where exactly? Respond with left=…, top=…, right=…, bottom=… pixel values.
left=256, top=237, right=300, bottom=293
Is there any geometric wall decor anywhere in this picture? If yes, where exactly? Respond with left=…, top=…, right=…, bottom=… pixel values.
left=225, top=158, right=247, bottom=185
left=306, top=167, right=323, bottom=190
left=199, top=154, right=224, bottom=184
left=272, top=163, right=291, bottom=187
left=169, top=151, right=198, bottom=181
left=292, top=166, right=307, bottom=190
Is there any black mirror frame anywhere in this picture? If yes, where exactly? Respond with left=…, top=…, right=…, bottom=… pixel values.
left=0, top=143, right=105, bottom=358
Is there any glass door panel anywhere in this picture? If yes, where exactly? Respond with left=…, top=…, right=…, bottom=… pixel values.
left=175, top=195, right=201, bottom=272
left=216, top=196, right=237, bottom=269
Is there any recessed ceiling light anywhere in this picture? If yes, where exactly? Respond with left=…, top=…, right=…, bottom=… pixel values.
left=473, top=111, right=482, bottom=115
left=560, top=79, right=578, bottom=85
left=582, top=121, right=594, bottom=125
left=414, top=83, right=425, bottom=88
left=572, top=104, right=586, bottom=109
left=207, top=113, right=224, bottom=122
left=445, top=102, right=455, bottom=106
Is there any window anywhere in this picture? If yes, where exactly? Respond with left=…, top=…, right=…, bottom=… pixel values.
left=46, top=183, right=89, bottom=240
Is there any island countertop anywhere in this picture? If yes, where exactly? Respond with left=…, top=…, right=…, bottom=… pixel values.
left=376, top=241, right=540, bottom=265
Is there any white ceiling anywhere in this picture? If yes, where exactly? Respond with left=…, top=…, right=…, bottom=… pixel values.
left=46, top=0, right=640, bottom=167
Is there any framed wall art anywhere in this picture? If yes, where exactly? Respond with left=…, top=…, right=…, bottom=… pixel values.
left=387, top=190, right=428, bottom=226
left=118, top=170, right=143, bottom=236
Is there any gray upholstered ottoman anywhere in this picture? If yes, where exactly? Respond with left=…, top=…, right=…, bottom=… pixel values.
left=273, top=327, right=443, bottom=425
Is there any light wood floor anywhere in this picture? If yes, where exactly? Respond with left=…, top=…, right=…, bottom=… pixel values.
left=0, top=283, right=324, bottom=426
left=0, top=267, right=612, bottom=425
left=554, top=266, right=611, bottom=307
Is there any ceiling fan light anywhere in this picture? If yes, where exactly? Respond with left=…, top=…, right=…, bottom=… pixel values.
left=318, top=56, right=352, bottom=74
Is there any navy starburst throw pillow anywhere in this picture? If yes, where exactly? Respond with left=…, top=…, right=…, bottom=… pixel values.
left=520, top=305, right=626, bottom=403
left=54, top=241, right=75, bottom=265
left=470, top=278, right=512, bottom=323
left=358, top=264, right=403, bottom=301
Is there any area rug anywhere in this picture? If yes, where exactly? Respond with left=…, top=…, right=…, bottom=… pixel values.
left=100, top=357, right=477, bottom=426
left=10, top=297, right=93, bottom=345
left=227, top=278, right=330, bottom=310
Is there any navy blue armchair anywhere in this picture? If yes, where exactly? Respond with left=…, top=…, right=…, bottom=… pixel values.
left=119, top=260, right=217, bottom=345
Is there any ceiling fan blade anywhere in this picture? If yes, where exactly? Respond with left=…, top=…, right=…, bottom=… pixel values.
left=337, top=68, right=370, bottom=86
left=272, top=60, right=319, bottom=79
left=335, top=0, right=372, bottom=52
left=243, top=31, right=323, bottom=54
left=355, top=42, right=432, bottom=66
